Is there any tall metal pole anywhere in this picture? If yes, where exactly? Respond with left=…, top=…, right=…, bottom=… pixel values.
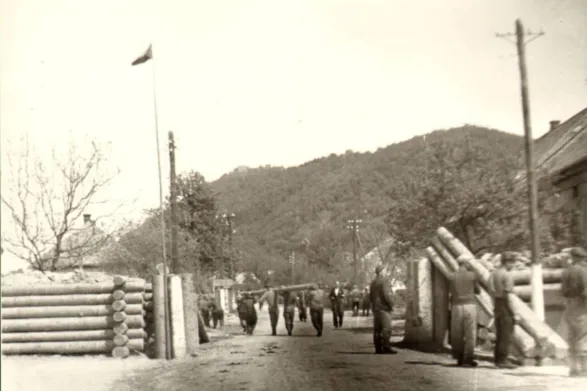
left=227, top=213, right=234, bottom=279
left=516, top=19, right=544, bottom=321
left=149, top=48, right=173, bottom=359
left=169, top=131, right=179, bottom=274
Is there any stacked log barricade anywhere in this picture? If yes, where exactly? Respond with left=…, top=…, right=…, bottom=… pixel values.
left=1, top=276, right=148, bottom=358
left=404, top=226, right=569, bottom=366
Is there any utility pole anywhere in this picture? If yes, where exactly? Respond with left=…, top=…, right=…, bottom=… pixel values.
left=347, top=219, right=362, bottom=284
left=168, top=131, right=179, bottom=274
left=289, top=252, right=295, bottom=284
left=226, top=213, right=235, bottom=279
left=497, top=20, right=545, bottom=321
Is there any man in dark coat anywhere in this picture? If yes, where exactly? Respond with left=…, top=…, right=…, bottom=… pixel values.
left=241, top=293, right=258, bottom=335
left=361, top=287, right=371, bottom=316
left=369, top=264, right=397, bottom=354
left=296, top=291, right=308, bottom=322
left=307, top=283, right=325, bottom=336
left=199, top=295, right=211, bottom=327
left=350, top=285, right=362, bottom=317
left=236, top=294, right=248, bottom=332
left=329, top=281, right=345, bottom=328
left=208, top=301, right=225, bottom=329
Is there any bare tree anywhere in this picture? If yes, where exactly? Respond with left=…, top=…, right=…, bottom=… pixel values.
left=1, top=134, right=121, bottom=272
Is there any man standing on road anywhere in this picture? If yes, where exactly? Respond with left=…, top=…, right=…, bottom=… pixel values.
left=296, top=291, right=308, bottom=322
left=489, top=251, right=519, bottom=369
left=236, top=293, right=248, bottom=332
left=258, top=284, right=279, bottom=336
left=450, top=255, right=480, bottom=367
left=308, top=283, right=326, bottom=336
left=369, top=264, right=398, bottom=354
left=329, top=281, right=345, bottom=328
left=350, top=285, right=362, bottom=317
left=282, top=290, right=297, bottom=336
left=242, top=292, right=258, bottom=335
left=561, top=247, right=587, bottom=377
left=362, top=287, right=371, bottom=316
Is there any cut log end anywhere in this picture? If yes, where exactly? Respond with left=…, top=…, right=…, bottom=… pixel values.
left=112, top=312, right=127, bottom=323
left=111, top=290, right=126, bottom=301
left=111, top=300, right=127, bottom=312
left=113, top=334, right=129, bottom=346
left=111, top=346, right=130, bottom=359
left=113, top=276, right=126, bottom=287
left=113, top=323, right=129, bottom=335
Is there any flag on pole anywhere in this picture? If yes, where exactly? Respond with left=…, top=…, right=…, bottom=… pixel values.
left=131, top=44, right=153, bottom=66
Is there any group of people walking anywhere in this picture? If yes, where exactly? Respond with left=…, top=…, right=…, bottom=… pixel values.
left=448, top=246, right=587, bottom=377
left=232, top=265, right=400, bottom=355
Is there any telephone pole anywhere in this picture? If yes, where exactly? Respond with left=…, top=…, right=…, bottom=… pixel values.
left=289, top=252, right=295, bottom=284
left=496, top=20, right=545, bottom=322
left=226, top=213, right=235, bottom=279
left=347, top=219, right=362, bottom=284
left=168, top=131, right=179, bottom=274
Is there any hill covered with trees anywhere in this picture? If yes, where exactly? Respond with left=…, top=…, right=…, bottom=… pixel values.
left=105, top=125, right=574, bottom=288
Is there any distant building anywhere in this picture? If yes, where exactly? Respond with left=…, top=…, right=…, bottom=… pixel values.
left=534, top=108, right=587, bottom=245
left=43, top=214, right=117, bottom=272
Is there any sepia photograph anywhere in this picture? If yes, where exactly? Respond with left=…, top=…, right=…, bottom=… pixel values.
left=1, top=0, right=586, bottom=390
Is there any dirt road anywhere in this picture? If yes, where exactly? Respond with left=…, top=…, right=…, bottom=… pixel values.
left=115, top=308, right=586, bottom=391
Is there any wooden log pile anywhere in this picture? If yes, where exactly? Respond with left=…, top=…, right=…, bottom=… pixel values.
left=427, top=227, right=568, bottom=362
left=1, top=276, right=150, bottom=358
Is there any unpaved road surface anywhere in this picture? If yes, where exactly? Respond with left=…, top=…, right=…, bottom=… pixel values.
left=115, top=308, right=586, bottom=391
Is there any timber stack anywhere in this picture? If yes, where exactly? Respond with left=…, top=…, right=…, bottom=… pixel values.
left=1, top=276, right=150, bottom=358
left=420, top=226, right=568, bottom=363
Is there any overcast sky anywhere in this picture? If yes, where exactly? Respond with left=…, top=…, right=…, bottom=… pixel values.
left=1, top=0, right=586, bottom=267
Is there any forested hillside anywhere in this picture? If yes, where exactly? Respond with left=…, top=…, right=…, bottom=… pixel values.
left=105, top=125, right=574, bottom=288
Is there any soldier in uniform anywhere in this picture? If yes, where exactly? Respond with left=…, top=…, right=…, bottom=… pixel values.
left=199, top=295, right=211, bottom=327
left=489, top=251, right=519, bottom=369
left=350, top=285, right=362, bottom=317
left=450, top=255, right=480, bottom=367
left=329, top=281, right=345, bottom=328
left=258, top=284, right=279, bottom=336
left=209, top=301, right=225, bottom=329
left=369, top=264, right=397, bottom=354
left=308, top=283, right=325, bottom=336
left=362, top=287, right=371, bottom=316
left=282, top=290, right=297, bottom=336
left=561, top=247, right=587, bottom=377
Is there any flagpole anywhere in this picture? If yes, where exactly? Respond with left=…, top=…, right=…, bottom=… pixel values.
left=150, top=43, right=173, bottom=360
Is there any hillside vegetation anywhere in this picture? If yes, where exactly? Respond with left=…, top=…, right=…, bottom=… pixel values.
left=105, top=125, right=575, bottom=288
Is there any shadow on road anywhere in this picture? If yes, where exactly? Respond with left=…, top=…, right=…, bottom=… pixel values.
left=404, top=360, right=462, bottom=368
left=336, top=351, right=375, bottom=355
left=505, top=372, right=569, bottom=379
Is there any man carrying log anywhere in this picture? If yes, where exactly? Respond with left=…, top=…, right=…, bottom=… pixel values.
left=236, top=294, right=248, bottom=332
left=296, top=291, right=308, bottom=322
left=242, top=292, right=258, bottom=335
left=307, top=283, right=325, bottom=337
left=450, top=256, right=480, bottom=367
left=561, top=247, right=587, bottom=377
left=369, top=264, right=398, bottom=354
left=282, top=290, right=297, bottom=336
left=329, top=281, right=345, bottom=328
left=489, top=251, right=519, bottom=369
left=258, top=284, right=279, bottom=336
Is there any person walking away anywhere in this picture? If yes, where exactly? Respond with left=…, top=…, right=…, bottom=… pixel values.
left=369, top=264, right=397, bottom=354
left=308, top=283, right=325, bottom=336
left=561, top=247, right=587, bottom=377
left=329, top=281, right=345, bottom=328
left=258, top=285, right=280, bottom=335
left=282, top=290, right=297, bottom=336
left=242, top=292, right=258, bottom=335
left=209, top=302, right=225, bottom=329
left=450, top=255, right=480, bottom=367
left=296, top=291, right=308, bottom=322
left=350, top=285, right=362, bottom=317
left=362, top=287, right=371, bottom=316
left=236, top=294, right=248, bottom=332
left=199, top=295, right=211, bottom=328
left=489, top=251, right=519, bottom=369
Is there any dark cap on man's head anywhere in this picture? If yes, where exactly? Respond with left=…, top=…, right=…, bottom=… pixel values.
left=375, top=264, right=384, bottom=274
